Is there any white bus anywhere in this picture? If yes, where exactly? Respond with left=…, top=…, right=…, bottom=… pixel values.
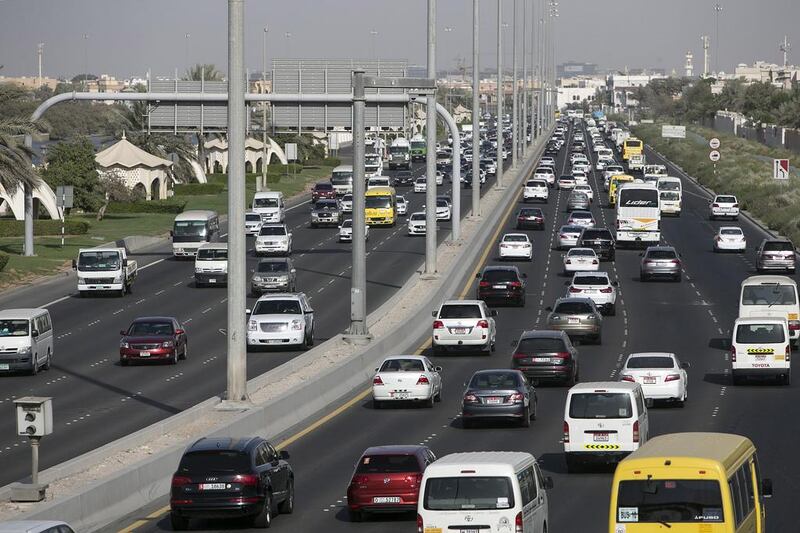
left=330, top=165, right=354, bottom=195
left=615, top=184, right=661, bottom=247
left=171, top=210, right=220, bottom=257
left=656, top=176, right=682, bottom=216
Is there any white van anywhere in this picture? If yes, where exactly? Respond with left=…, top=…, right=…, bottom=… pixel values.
left=739, top=275, right=800, bottom=345
left=563, top=382, right=649, bottom=472
left=418, top=452, right=552, bottom=533
left=731, top=316, right=791, bottom=385
left=0, top=309, right=53, bottom=375
left=331, top=165, right=354, bottom=195
left=171, top=210, right=220, bottom=257
left=194, top=242, right=228, bottom=287
left=252, top=191, right=285, bottom=223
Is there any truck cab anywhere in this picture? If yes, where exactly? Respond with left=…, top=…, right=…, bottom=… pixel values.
left=73, top=247, right=138, bottom=297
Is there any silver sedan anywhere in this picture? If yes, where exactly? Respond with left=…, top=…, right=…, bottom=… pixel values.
left=566, top=191, right=590, bottom=212
left=545, top=297, right=603, bottom=344
left=640, top=246, right=682, bottom=282
left=558, top=225, right=585, bottom=250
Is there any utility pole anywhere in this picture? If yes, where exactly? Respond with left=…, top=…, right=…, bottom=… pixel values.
left=370, top=29, right=378, bottom=60
left=496, top=0, right=504, bottom=190
left=424, top=0, right=438, bottom=275
left=184, top=33, right=191, bottom=71
left=37, top=43, right=44, bottom=89
left=701, top=35, right=710, bottom=78
left=521, top=0, right=528, bottom=154
left=511, top=0, right=519, bottom=169
left=713, top=3, right=722, bottom=75
left=471, top=0, right=481, bottom=217
left=780, top=35, right=791, bottom=70
left=82, top=33, right=89, bottom=90
left=260, top=26, right=269, bottom=193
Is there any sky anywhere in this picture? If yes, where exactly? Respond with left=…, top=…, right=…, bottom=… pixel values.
left=0, top=0, right=798, bottom=79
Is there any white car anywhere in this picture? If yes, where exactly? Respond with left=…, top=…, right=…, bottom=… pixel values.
left=0, top=522, right=76, bottom=533
left=523, top=179, right=549, bottom=202
left=557, top=175, right=576, bottom=190
left=338, top=219, right=369, bottom=242
left=371, top=355, right=442, bottom=408
left=246, top=292, right=314, bottom=349
left=714, top=226, right=746, bottom=252
left=396, top=195, right=408, bottom=216
left=572, top=161, right=591, bottom=174
left=245, top=211, right=262, bottom=236
left=255, top=224, right=292, bottom=256
left=435, top=171, right=444, bottom=186
left=567, top=210, right=595, bottom=228
left=407, top=211, right=427, bottom=235
left=558, top=224, right=584, bottom=249
left=435, top=198, right=452, bottom=221
left=540, top=157, right=556, bottom=167
left=414, top=177, right=427, bottom=193
left=572, top=172, right=589, bottom=186
left=563, top=248, right=599, bottom=273
left=596, top=155, right=614, bottom=170
left=619, top=352, right=689, bottom=406
left=567, top=271, right=618, bottom=315
left=710, top=194, right=740, bottom=220
left=533, top=168, right=556, bottom=186
left=499, top=233, right=533, bottom=261
left=574, top=184, right=594, bottom=202
left=432, top=299, right=496, bottom=354
left=340, top=193, right=353, bottom=213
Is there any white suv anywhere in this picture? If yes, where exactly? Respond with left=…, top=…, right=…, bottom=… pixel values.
left=246, top=293, right=314, bottom=349
left=432, top=300, right=497, bottom=354
left=255, top=224, right=292, bottom=256
left=533, top=167, right=555, bottom=186
left=567, top=271, right=618, bottom=315
left=523, top=179, right=549, bottom=202
left=709, top=194, right=739, bottom=220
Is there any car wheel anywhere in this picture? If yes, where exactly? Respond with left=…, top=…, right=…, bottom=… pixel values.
left=608, top=303, right=616, bottom=316
left=674, top=273, right=682, bottom=282
left=784, top=370, right=792, bottom=386
left=180, top=344, right=188, bottom=360
left=252, top=492, right=272, bottom=528
left=278, top=479, right=294, bottom=514
left=595, top=334, right=602, bottom=345
left=43, top=350, right=51, bottom=371
left=120, top=358, right=129, bottom=367
left=169, top=350, right=178, bottom=365
left=434, top=387, right=442, bottom=402
left=565, top=454, right=582, bottom=474
left=520, top=407, right=531, bottom=428
left=462, top=418, right=473, bottom=429
left=29, top=354, right=38, bottom=376
left=373, top=399, right=382, bottom=410
left=170, top=513, right=189, bottom=531
left=425, top=395, right=435, bottom=408
left=640, top=271, right=648, bottom=282
left=732, top=371, right=744, bottom=386
left=349, top=509, right=363, bottom=522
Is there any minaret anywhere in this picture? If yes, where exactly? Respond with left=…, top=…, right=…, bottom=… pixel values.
left=701, top=36, right=710, bottom=78
left=685, top=51, right=694, bottom=77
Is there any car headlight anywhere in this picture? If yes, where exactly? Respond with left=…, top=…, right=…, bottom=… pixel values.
left=290, top=319, right=304, bottom=331
left=78, top=277, right=87, bottom=285
left=252, top=276, right=263, bottom=282
left=248, top=320, right=258, bottom=332
left=119, top=341, right=129, bottom=349
left=17, top=346, right=31, bottom=354
left=161, top=341, right=174, bottom=348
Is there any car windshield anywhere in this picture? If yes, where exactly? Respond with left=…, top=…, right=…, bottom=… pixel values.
left=246, top=214, right=261, bottom=222
left=342, top=194, right=353, bottom=202
left=424, top=476, right=514, bottom=511
left=569, top=392, right=632, bottom=419
left=252, top=300, right=302, bottom=315
left=617, top=480, right=724, bottom=523
left=341, top=220, right=353, bottom=228
left=646, top=250, right=677, bottom=260
left=197, top=248, right=227, bottom=261
left=253, top=198, right=279, bottom=208
left=127, top=321, right=174, bottom=336
left=331, top=172, right=353, bottom=185
left=626, top=356, right=675, bottom=369
left=483, top=269, right=519, bottom=282
left=439, top=304, right=482, bottom=319
left=0, top=319, right=29, bottom=337
left=516, top=337, right=566, bottom=353
left=379, top=359, right=425, bottom=372
left=659, top=181, right=680, bottom=191
left=469, top=372, right=520, bottom=389
left=763, top=241, right=793, bottom=252
left=177, top=451, right=250, bottom=474
left=357, top=454, right=420, bottom=474
left=411, top=213, right=426, bottom=221
left=554, top=301, right=593, bottom=314
left=736, top=324, right=785, bottom=343
left=77, top=251, right=121, bottom=271
left=436, top=200, right=448, bottom=207
left=315, top=183, right=334, bottom=191
left=315, top=201, right=337, bottom=210
left=366, top=196, right=392, bottom=209
left=569, top=249, right=596, bottom=257
left=259, top=226, right=287, bottom=236
left=742, top=284, right=796, bottom=306
left=256, top=261, right=288, bottom=273
left=574, top=276, right=608, bottom=286
left=503, top=235, right=528, bottom=243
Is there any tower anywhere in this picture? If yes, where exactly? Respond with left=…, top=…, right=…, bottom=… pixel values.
left=780, top=35, right=790, bottom=70
left=701, top=35, right=710, bottom=78
left=685, top=51, right=694, bottom=77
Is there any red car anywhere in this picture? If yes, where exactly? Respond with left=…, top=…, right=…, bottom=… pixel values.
left=119, top=316, right=188, bottom=366
left=311, top=182, right=336, bottom=202
left=347, top=445, right=435, bottom=521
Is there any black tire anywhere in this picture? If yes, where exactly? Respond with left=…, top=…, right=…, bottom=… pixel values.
left=169, top=350, right=178, bottom=365
left=170, top=513, right=189, bottom=531
left=784, top=371, right=792, bottom=386
left=373, top=399, right=382, bottom=410
left=29, top=355, right=38, bottom=376
left=179, top=344, right=188, bottom=361
left=595, top=334, right=602, bottom=345
left=278, top=479, right=294, bottom=514
left=434, top=388, right=442, bottom=402
left=565, top=454, right=582, bottom=474
left=120, top=358, right=129, bottom=367
left=674, top=274, right=682, bottom=283
left=732, top=372, right=745, bottom=386
left=43, top=350, right=51, bottom=371
left=640, top=272, right=648, bottom=282
left=520, top=407, right=531, bottom=428
left=118, top=287, right=126, bottom=297
left=462, top=418, right=473, bottom=429
left=252, top=493, right=273, bottom=528
left=349, top=509, right=363, bottom=523
left=425, top=395, right=435, bottom=408
left=608, top=303, right=616, bottom=316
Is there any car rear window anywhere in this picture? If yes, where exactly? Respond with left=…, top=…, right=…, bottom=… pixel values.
left=470, top=372, right=521, bottom=389
left=315, top=183, right=334, bottom=190
left=178, top=451, right=250, bottom=473
left=716, top=196, right=736, bottom=203
left=439, top=304, right=482, bottom=319
left=736, top=324, right=785, bottom=344
left=379, top=359, right=425, bottom=372
left=646, top=250, right=677, bottom=259
left=581, top=230, right=612, bottom=240
left=357, top=454, right=420, bottom=474
left=571, top=212, right=593, bottom=219
left=763, top=241, right=794, bottom=252
left=569, top=249, right=596, bottom=257
left=424, top=476, right=515, bottom=511
left=569, top=392, right=633, bottom=419
left=482, top=269, right=519, bottom=282
left=626, top=356, right=675, bottom=369
left=569, top=192, right=589, bottom=200
left=720, top=228, right=742, bottom=236
left=741, top=284, right=796, bottom=306
left=259, top=226, right=287, bottom=236
left=504, top=235, right=528, bottom=243
left=516, top=337, right=567, bottom=353
left=573, top=276, right=608, bottom=286
left=554, top=302, right=593, bottom=314
left=617, top=480, right=723, bottom=523
left=520, top=208, right=543, bottom=217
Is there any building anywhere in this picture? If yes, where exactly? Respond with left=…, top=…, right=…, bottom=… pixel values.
left=732, top=61, right=799, bottom=86
left=0, top=76, right=60, bottom=91
left=557, top=62, right=598, bottom=79
left=606, top=72, right=667, bottom=111
left=95, top=132, right=175, bottom=200
left=557, top=76, right=606, bottom=110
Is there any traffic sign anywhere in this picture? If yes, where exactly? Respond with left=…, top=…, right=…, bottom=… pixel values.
left=709, top=150, right=721, bottom=162
left=773, top=158, right=790, bottom=180
left=709, top=138, right=720, bottom=150
left=285, top=143, right=298, bottom=162
left=661, top=125, right=686, bottom=139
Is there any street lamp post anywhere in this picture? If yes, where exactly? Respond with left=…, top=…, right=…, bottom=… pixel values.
left=260, top=26, right=269, bottom=193
left=443, top=26, right=454, bottom=111
left=82, top=33, right=89, bottom=90
left=424, top=0, right=438, bottom=274
left=370, top=29, right=378, bottom=59
left=184, top=33, right=191, bottom=70
left=496, top=0, right=504, bottom=190
left=471, top=0, right=481, bottom=218
left=521, top=0, right=528, bottom=155
left=713, top=3, right=722, bottom=74
left=511, top=0, right=519, bottom=169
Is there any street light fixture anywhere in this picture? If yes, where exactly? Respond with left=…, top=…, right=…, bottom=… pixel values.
left=369, top=29, right=378, bottom=59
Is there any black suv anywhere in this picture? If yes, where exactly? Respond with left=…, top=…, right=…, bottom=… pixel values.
left=476, top=265, right=528, bottom=307
left=578, top=227, right=616, bottom=261
left=510, top=330, right=579, bottom=385
left=170, top=437, right=294, bottom=530
left=393, top=170, right=414, bottom=187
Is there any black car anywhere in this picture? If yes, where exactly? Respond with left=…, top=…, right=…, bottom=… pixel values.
left=310, top=199, right=341, bottom=228
left=577, top=227, right=616, bottom=261
left=510, top=330, right=579, bottom=385
left=461, top=369, right=537, bottom=428
left=393, top=170, right=414, bottom=187
left=170, top=437, right=294, bottom=530
left=476, top=265, right=527, bottom=306
left=516, top=207, right=545, bottom=230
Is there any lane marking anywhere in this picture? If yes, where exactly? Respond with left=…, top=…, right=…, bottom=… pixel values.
left=138, top=258, right=166, bottom=272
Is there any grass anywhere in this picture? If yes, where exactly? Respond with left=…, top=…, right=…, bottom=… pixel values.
left=634, top=123, right=800, bottom=244
left=0, top=165, right=334, bottom=288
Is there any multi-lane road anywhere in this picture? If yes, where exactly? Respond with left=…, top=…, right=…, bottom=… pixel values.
left=0, top=148, right=513, bottom=487
left=102, top=121, right=800, bottom=532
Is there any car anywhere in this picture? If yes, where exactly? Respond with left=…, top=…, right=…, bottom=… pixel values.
left=713, top=226, right=746, bottom=252
left=567, top=210, right=595, bottom=228
left=566, top=191, right=590, bottom=212
left=619, top=352, right=689, bottom=406
left=523, top=179, right=549, bottom=202
left=709, top=194, right=739, bottom=220
left=255, top=224, right=292, bottom=256
left=435, top=198, right=452, bottom=221
left=557, top=175, right=576, bottom=190
left=394, top=170, right=415, bottom=187
left=558, top=224, right=585, bottom=250
left=310, top=199, right=341, bottom=228
left=245, top=211, right=262, bottom=235
left=516, top=207, right=545, bottom=230
left=476, top=265, right=527, bottom=306
left=338, top=219, right=370, bottom=243
left=577, top=227, right=615, bottom=261
left=574, top=184, right=594, bottom=202
left=510, top=330, right=579, bottom=385
left=640, top=245, right=682, bottom=282
left=545, top=297, right=603, bottom=343
left=498, top=233, right=533, bottom=261
left=432, top=299, right=497, bottom=354
left=435, top=171, right=444, bottom=186
left=461, top=369, right=536, bottom=429
left=540, top=156, right=556, bottom=167
left=0, top=522, right=75, bottom=533
left=371, top=355, right=442, bottom=409
left=572, top=172, right=589, bottom=185
left=246, top=293, right=314, bottom=350
left=311, top=181, right=336, bottom=202
left=396, top=195, right=408, bottom=215
left=340, top=193, right=353, bottom=213
left=414, top=176, right=427, bottom=193
left=756, top=238, right=796, bottom=273
left=566, top=271, right=618, bottom=315
left=119, top=316, right=187, bottom=366
left=563, top=248, right=599, bottom=273
left=250, top=257, right=297, bottom=295
left=407, top=211, right=427, bottom=235
left=169, top=437, right=294, bottom=530
left=347, top=445, right=435, bottom=521
left=533, top=167, right=556, bottom=186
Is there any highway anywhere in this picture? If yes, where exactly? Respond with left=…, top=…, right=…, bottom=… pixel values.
left=0, top=148, right=512, bottom=487
left=103, top=121, right=798, bottom=532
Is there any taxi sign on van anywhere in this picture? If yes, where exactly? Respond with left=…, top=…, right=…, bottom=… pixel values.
left=746, top=347, right=775, bottom=355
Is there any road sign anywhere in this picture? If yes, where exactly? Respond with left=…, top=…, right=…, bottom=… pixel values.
left=285, top=143, right=298, bottom=161
left=55, top=186, right=73, bottom=209
left=661, top=125, right=686, bottom=139
left=709, top=137, right=721, bottom=150
left=774, top=158, right=790, bottom=180
left=709, top=150, right=721, bottom=162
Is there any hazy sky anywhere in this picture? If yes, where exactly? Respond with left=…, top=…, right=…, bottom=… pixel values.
left=0, top=0, right=797, bottom=79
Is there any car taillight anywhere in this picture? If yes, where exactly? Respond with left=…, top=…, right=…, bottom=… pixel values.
left=730, top=346, right=737, bottom=362
left=789, top=320, right=800, bottom=331
left=560, top=234, right=568, bottom=239
left=350, top=474, right=369, bottom=485
left=515, top=511, right=524, bottom=533
left=509, top=393, right=524, bottom=403
left=512, top=352, right=528, bottom=359
left=464, top=394, right=478, bottom=403
left=569, top=286, right=582, bottom=293
left=733, top=203, right=739, bottom=208
left=479, top=281, right=491, bottom=288
left=563, top=421, right=569, bottom=443
left=477, top=320, right=490, bottom=328
left=600, top=287, right=613, bottom=293
left=416, top=375, right=430, bottom=385
left=671, top=259, right=681, bottom=265
left=620, top=374, right=635, bottom=382
left=509, top=281, right=522, bottom=287
left=664, top=374, right=681, bottom=382
left=172, top=475, right=192, bottom=487
left=373, top=375, right=384, bottom=385
left=592, top=259, right=598, bottom=264
left=233, top=474, right=259, bottom=486
left=417, top=514, right=424, bottom=533
left=633, top=420, right=640, bottom=443
left=712, top=203, right=719, bottom=208
left=433, top=320, right=444, bottom=329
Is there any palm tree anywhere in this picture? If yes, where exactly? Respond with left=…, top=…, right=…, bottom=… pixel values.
left=0, top=118, right=44, bottom=194
left=184, top=64, right=223, bottom=82
left=127, top=131, right=198, bottom=183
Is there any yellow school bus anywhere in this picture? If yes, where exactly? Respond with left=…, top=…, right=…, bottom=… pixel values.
left=608, top=174, right=635, bottom=208
left=609, top=432, right=771, bottom=533
left=623, top=138, right=644, bottom=161
left=364, top=186, right=396, bottom=226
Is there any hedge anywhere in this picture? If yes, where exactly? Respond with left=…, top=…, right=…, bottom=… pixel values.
left=0, top=253, right=8, bottom=272
left=306, top=156, right=341, bottom=167
left=172, top=183, right=226, bottom=196
left=106, top=199, right=187, bottom=214
left=0, top=219, right=90, bottom=237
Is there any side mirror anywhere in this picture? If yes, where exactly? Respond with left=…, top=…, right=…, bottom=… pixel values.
left=490, top=310, right=498, bottom=317
left=762, top=478, right=773, bottom=498
left=431, top=310, right=438, bottom=317
left=279, top=450, right=291, bottom=460
left=31, top=329, right=39, bottom=338
left=71, top=259, right=77, bottom=270
left=612, top=281, right=619, bottom=286
left=175, top=329, right=185, bottom=335
left=475, top=273, right=481, bottom=279
left=434, top=366, right=443, bottom=372
left=119, top=330, right=127, bottom=336
left=544, top=476, right=554, bottom=490
left=545, top=306, right=553, bottom=311
left=681, top=361, right=691, bottom=369
left=288, top=232, right=293, bottom=238
left=306, top=308, right=314, bottom=314
left=374, top=367, right=379, bottom=372
left=245, top=308, right=252, bottom=315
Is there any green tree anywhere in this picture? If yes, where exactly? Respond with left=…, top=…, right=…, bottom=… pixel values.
left=41, top=137, right=102, bottom=211
left=678, top=79, right=718, bottom=123
left=184, top=64, right=223, bottom=81
left=0, top=118, right=44, bottom=194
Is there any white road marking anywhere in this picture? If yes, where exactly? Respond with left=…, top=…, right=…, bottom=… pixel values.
left=139, top=258, right=166, bottom=271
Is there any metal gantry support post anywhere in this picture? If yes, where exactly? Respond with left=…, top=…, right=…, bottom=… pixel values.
left=471, top=0, right=481, bottom=217
left=424, top=0, right=438, bottom=275
left=511, top=0, right=518, bottom=170
left=521, top=0, right=528, bottom=155
left=495, top=0, right=504, bottom=190
left=23, top=134, right=34, bottom=257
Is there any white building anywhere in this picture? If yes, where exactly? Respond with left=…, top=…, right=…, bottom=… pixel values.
left=607, top=72, right=667, bottom=111
left=95, top=133, right=174, bottom=200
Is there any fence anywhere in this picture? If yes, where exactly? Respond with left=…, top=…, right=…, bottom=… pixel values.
left=705, top=110, right=795, bottom=153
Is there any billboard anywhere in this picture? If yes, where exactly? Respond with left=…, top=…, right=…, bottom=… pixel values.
left=147, top=79, right=229, bottom=133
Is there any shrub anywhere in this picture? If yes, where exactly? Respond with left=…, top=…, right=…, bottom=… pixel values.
left=105, top=199, right=187, bottom=214
left=0, top=219, right=90, bottom=237
left=173, top=183, right=226, bottom=196
left=306, top=156, right=341, bottom=167
left=0, top=253, right=8, bottom=272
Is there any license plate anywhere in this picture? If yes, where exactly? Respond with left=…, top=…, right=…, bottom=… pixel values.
left=200, top=483, right=226, bottom=490
left=0, top=364, right=8, bottom=370
left=533, top=357, right=552, bottom=363
left=493, top=284, right=506, bottom=289
left=593, top=433, right=609, bottom=442
left=453, top=328, right=467, bottom=334
left=486, top=397, right=502, bottom=404
left=139, top=351, right=151, bottom=357
left=392, top=392, right=409, bottom=399
left=568, top=318, right=580, bottom=324
left=643, top=376, right=657, bottom=384
left=373, top=496, right=401, bottom=504
left=266, top=339, right=283, bottom=344
left=460, top=529, right=479, bottom=533
left=209, top=278, right=217, bottom=283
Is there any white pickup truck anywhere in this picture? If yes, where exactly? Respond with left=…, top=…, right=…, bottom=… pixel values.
left=73, top=247, right=138, bottom=297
